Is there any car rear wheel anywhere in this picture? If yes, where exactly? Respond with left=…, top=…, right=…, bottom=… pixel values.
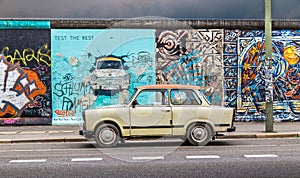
left=95, top=123, right=120, bottom=148
left=186, top=123, right=212, bottom=146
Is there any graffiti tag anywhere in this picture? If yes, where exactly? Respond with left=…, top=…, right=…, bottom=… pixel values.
left=1, top=44, right=51, bottom=66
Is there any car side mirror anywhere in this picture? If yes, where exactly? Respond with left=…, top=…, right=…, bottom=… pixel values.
left=132, top=100, right=138, bottom=108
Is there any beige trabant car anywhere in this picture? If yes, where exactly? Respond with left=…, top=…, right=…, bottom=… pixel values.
left=80, top=84, right=235, bottom=147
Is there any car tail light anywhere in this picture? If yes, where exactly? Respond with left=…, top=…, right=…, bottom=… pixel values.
left=232, top=108, right=236, bottom=123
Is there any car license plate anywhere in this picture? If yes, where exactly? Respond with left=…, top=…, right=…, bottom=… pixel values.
left=102, top=85, right=118, bottom=90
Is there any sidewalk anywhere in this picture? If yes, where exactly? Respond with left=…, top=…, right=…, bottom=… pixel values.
left=0, top=122, right=299, bottom=144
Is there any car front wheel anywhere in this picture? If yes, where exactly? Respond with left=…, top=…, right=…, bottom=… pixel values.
left=95, top=123, right=120, bottom=148
left=186, top=123, right=212, bottom=146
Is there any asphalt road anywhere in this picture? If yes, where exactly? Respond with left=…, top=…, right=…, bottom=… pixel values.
left=0, top=138, right=299, bottom=178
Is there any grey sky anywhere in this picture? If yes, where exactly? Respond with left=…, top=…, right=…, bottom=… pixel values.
left=0, top=0, right=299, bottom=20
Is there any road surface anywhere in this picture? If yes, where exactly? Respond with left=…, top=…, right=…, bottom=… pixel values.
left=0, top=138, right=299, bottom=178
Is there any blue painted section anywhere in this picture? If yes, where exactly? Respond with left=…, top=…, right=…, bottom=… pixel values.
left=0, top=20, right=50, bottom=29
left=51, top=29, right=156, bottom=125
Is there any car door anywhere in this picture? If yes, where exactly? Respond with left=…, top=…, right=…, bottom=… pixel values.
left=170, top=89, right=203, bottom=135
left=129, top=89, right=172, bottom=136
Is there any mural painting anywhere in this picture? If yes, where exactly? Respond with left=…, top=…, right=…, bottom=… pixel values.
left=0, top=29, right=51, bottom=125
left=51, top=29, right=156, bottom=125
left=224, top=30, right=300, bottom=121
left=0, top=19, right=298, bottom=124
left=156, top=29, right=224, bottom=105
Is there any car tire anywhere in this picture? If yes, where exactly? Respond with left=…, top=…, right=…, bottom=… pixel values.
left=186, top=123, right=212, bottom=146
left=94, top=123, right=120, bottom=148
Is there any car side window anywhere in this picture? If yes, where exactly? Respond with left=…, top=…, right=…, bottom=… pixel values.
left=135, top=89, right=169, bottom=106
left=171, top=89, right=201, bottom=105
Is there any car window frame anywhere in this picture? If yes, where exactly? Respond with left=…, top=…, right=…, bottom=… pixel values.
left=170, top=89, right=202, bottom=105
left=133, top=89, right=169, bottom=107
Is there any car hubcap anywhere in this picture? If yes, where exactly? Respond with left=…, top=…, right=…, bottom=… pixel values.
left=100, top=128, right=116, bottom=144
left=192, top=127, right=207, bottom=142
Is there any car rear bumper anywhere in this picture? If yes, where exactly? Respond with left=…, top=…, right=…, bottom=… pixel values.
left=227, top=126, right=236, bottom=132
left=79, top=129, right=94, bottom=139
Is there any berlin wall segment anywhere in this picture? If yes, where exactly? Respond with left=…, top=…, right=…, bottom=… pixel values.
left=0, top=19, right=300, bottom=125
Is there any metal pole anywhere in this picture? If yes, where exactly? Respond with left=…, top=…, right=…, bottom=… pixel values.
left=265, top=0, right=274, bottom=132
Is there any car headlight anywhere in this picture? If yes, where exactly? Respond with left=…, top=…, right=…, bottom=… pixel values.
left=90, top=75, right=97, bottom=81
left=123, top=74, right=130, bottom=80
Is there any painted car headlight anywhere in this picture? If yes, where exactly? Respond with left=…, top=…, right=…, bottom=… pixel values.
left=124, top=74, right=130, bottom=80
left=90, top=75, right=97, bottom=81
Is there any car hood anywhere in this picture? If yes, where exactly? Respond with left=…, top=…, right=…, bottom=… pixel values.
left=99, top=104, right=127, bottom=109
left=93, top=69, right=126, bottom=77
left=84, top=104, right=129, bottom=122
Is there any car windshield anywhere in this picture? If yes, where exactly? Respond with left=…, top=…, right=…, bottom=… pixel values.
left=97, top=60, right=121, bottom=69
left=124, top=88, right=138, bottom=104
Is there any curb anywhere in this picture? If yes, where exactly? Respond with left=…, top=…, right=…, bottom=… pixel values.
left=256, top=132, right=299, bottom=138
left=219, top=132, right=300, bottom=139
left=0, top=133, right=299, bottom=144
left=0, top=137, right=87, bottom=144
left=0, top=131, right=76, bottom=135
left=217, top=134, right=256, bottom=139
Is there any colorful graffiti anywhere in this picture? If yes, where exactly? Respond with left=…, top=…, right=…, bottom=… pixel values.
left=51, top=29, right=156, bottom=125
left=224, top=30, right=300, bottom=121
left=1, top=44, right=51, bottom=66
left=156, top=29, right=224, bottom=105
left=0, top=54, right=47, bottom=117
left=0, top=29, right=51, bottom=125
left=1, top=20, right=299, bottom=124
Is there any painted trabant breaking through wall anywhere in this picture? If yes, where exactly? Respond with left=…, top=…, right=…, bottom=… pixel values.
left=90, top=57, right=130, bottom=95
left=80, top=84, right=236, bottom=147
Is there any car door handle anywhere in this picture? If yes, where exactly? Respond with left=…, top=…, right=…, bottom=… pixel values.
left=161, top=108, right=171, bottom=112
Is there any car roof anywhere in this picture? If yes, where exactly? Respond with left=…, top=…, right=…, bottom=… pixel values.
left=136, top=84, right=202, bottom=90
left=97, top=57, right=121, bottom=61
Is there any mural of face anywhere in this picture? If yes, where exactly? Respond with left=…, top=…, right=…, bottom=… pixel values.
left=232, top=31, right=300, bottom=121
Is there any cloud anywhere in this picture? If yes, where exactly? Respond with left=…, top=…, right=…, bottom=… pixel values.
left=272, top=0, right=300, bottom=19
left=0, top=0, right=299, bottom=20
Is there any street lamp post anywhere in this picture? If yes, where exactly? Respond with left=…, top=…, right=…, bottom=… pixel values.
left=265, top=0, right=274, bottom=132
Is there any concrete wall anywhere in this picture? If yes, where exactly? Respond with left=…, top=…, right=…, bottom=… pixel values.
left=0, top=19, right=300, bottom=125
